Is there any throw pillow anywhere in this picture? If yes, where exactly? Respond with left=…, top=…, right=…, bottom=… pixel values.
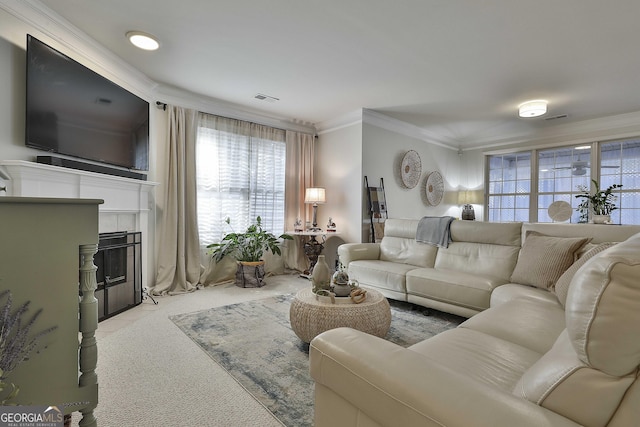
left=553, top=242, right=617, bottom=308
left=510, top=231, right=591, bottom=290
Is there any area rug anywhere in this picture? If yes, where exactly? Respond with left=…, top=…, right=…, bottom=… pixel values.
left=169, top=294, right=464, bottom=427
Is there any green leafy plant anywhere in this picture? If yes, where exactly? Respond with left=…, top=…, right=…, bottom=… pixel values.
left=575, top=179, right=623, bottom=221
left=207, top=216, right=293, bottom=263
left=0, top=290, right=57, bottom=404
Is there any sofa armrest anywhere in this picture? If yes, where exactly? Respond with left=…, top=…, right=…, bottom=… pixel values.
left=337, top=243, right=380, bottom=266
left=310, top=328, right=581, bottom=427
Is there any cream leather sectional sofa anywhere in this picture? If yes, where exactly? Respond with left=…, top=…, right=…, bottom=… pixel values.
left=310, top=219, right=640, bottom=426
left=337, top=218, right=640, bottom=317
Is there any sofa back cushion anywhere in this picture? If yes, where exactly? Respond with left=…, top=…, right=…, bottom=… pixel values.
left=566, top=231, right=640, bottom=376
left=513, top=232, right=640, bottom=427
left=510, top=231, right=591, bottom=289
left=450, top=220, right=522, bottom=246
left=434, top=221, right=522, bottom=280
left=553, top=242, right=617, bottom=307
left=380, top=219, right=438, bottom=267
left=522, top=222, right=640, bottom=244
left=434, top=242, right=520, bottom=281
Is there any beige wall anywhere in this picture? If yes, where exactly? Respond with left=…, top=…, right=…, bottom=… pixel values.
left=363, top=122, right=462, bottom=228
left=316, top=121, right=363, bottom=269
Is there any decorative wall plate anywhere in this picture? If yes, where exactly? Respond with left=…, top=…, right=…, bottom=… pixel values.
left=425, top=171, right=444, bottom=206
left=400, top=150, right=421, bottom=189
left=548, top=200, right=572, bottom=222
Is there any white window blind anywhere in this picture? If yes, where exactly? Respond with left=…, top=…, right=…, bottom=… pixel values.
left=196, top=114, right=287, bottom=245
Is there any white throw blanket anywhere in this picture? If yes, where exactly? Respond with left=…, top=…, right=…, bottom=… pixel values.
left=415, top=216, right=454, bottom=248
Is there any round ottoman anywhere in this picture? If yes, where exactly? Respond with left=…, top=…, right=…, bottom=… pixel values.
left=289, top=287, right=391, bottom=343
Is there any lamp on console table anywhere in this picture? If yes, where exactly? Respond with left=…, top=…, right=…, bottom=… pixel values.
left=305, top=187, right=326, bottom=232
left=458, top=189, right=483, bottom=221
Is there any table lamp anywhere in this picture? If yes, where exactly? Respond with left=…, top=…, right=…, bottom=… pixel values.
left=305, top=187, right=326, bottom=231
left=458, top=190, right=483, bottom=221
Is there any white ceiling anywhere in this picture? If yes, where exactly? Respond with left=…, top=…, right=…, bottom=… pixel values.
left=34, top=0, right=640, bottom=149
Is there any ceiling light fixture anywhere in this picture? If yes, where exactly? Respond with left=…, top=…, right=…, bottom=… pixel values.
left=518, top=100, right=548, bottom=118
left=126, top=31, right=160, bottom=51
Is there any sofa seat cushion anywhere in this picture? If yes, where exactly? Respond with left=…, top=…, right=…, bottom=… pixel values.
left=491, top=283, right=561, bottom=307
left=409, top=328, right=541, bottom=391
left=460, top=295, right=566, bottom=354
left=348, top=260, right=417, bottom=294
left=406, top=268, right=507, bottom=312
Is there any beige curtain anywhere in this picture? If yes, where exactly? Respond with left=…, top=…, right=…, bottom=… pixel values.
left=152, top=106, right=200, bottom=295
left=283, top=130, right=315, bottom=272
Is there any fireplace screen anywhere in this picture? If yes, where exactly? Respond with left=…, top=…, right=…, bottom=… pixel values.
left=91, top=231, right=142, bottom=321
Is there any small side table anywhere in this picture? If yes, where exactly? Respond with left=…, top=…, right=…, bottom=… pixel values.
left=289, top=288, right=391, bottom=343
left=288, top=230, right=340, bottom=277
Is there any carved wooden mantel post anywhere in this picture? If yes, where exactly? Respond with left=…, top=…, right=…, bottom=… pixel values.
left=79, top=243, right=99, bottom=427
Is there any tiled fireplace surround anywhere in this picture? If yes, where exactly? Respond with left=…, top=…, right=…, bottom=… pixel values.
left=0, top=160, right=157, bottom=290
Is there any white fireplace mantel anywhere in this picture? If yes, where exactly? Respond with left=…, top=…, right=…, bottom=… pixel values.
left=0, top=160, right=158, bottom=288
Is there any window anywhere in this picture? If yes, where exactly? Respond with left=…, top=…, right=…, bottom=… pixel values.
left=196, top=114, right=287, bottom=245
left=600, top=139, right=640, bottom=224
left=538, top=146, right=591, bottom=223
left=486, top=137, right=640, bottom=224
left=487, top=152, right=531, bottom=222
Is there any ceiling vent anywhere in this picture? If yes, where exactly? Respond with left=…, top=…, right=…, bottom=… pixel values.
left=544, top=114, right=568, bottom=121
left=254, top=93, right=279, bottom=103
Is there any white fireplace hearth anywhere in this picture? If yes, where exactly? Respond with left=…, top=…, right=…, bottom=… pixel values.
left=0, top=160, right=158, bottom=289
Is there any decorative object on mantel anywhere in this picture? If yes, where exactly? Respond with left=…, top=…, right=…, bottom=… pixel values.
left=293, top=217, right=303, bottom=232
left=400, top=150, right=422, bottom=189
left=207, top=216, right=293, bottom=287
left=548, top=201, right=573, bottom=222
left=575, top=179, right=623, bottom=224
left=425, top=171, right=444, bottom=206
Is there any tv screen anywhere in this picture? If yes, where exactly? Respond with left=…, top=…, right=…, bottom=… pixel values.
left=26, top=35, right=149, bottom=171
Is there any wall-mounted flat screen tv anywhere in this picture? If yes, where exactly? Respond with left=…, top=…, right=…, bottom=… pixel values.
left=26, top=35, right=149, bottom=171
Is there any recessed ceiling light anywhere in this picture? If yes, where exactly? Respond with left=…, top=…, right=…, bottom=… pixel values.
left=126, top=31, right=159, bottom=51
left=518, top=100, right=548, bottom=118
left=575, top=145, right=591, bottom=150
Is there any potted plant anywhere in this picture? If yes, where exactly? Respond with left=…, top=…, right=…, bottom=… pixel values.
left=575, top=179, right=623, bottom=224
left=207, top=216, right=293, bottom=287
left=0, top=290, right=57, bottom=404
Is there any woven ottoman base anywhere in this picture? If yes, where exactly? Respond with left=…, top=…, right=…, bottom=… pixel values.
left=289, top=288, right=391, bottom=343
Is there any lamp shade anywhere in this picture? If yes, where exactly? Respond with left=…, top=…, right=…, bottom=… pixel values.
left=304, top=187, right=326, bottom=204
left=518, top=100, right=547, bottom=118
left=458, top=189, right=483, bottom=205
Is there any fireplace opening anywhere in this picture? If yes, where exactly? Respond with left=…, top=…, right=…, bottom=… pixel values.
left=92, top=231, right=142, bottom=321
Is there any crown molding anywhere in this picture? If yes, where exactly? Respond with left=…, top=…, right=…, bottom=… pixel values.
left=472, top=110, right=640, bottom=152
left=316, top=110, right=363, bottom=135
left=0, top=0, right=157, bottom=98
left=362, top=109, right=459, bottom=151
left=155, top=84, right=317, bottom=134
left=1, top=0, right=316, bottom=134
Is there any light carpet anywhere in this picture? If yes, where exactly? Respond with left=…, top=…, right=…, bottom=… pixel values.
left=170, top=292, right=464, bottom=427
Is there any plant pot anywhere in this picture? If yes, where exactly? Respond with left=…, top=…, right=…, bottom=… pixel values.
left=235, top=261, right=266, bottom=288
left=592, top=214, right=611, bottom=224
